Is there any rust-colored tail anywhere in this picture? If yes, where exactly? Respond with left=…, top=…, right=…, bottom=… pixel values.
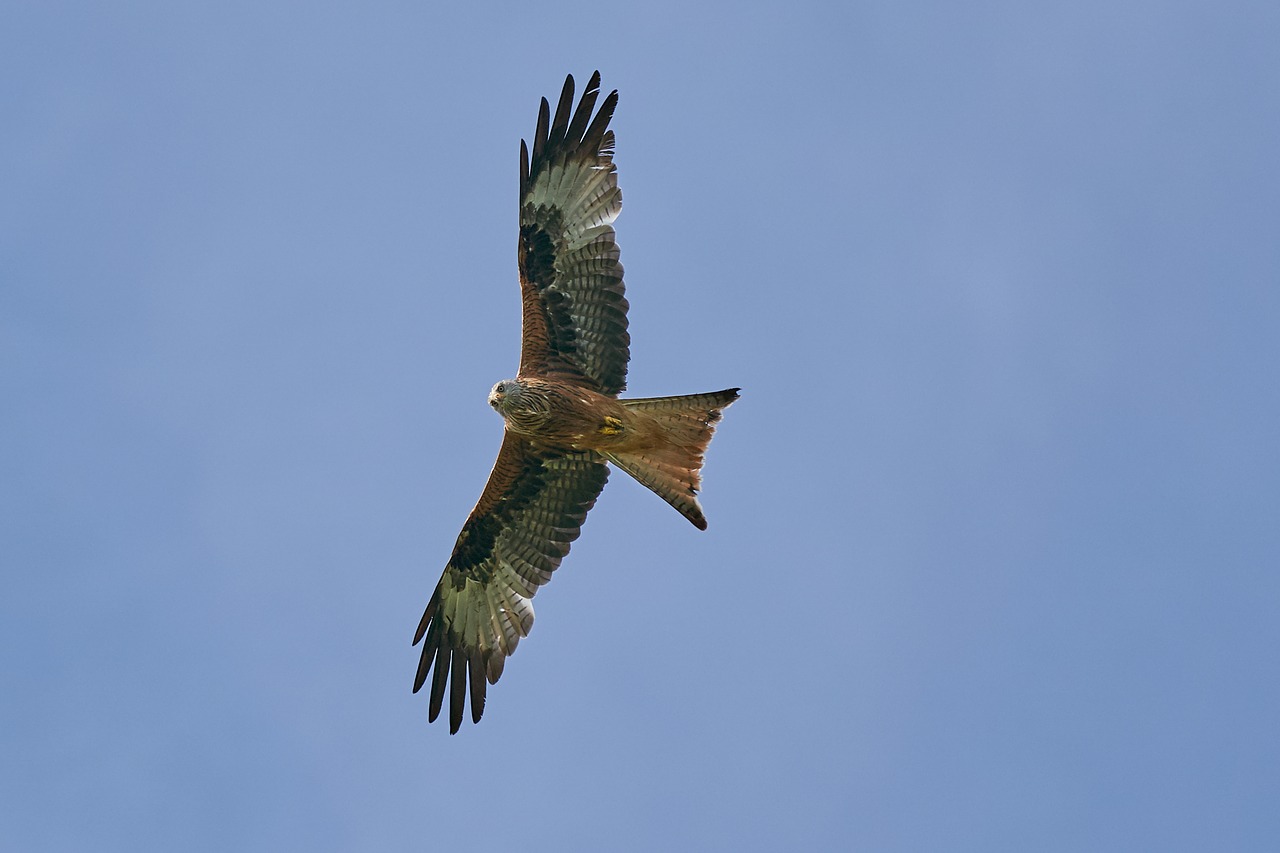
left=602, top=388, right=740, bottom=530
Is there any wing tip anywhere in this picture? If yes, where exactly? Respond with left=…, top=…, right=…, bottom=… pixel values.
left=449, top=651, right=467, bottom=734
left=524, top=71, right=619, bottom=183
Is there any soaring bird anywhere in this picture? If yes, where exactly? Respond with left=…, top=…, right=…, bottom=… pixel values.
left=413, top=72, right=738, bottom=733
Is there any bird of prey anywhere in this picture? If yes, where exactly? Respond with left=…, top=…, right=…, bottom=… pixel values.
left=413, top=72, right=739, bottom=733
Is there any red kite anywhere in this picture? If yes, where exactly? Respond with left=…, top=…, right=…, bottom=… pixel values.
left=414, top=72, right=738, bottom=732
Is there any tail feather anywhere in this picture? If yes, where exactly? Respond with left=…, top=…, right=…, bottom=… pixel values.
left=604, top=388, right=739, bottom=529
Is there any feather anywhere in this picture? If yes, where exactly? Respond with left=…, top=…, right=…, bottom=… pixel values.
left=549, top=74, right=575, bottom=148
left=531, top=97, right=550, bottom=165
left=428, top=639, right=449, bottom=723
left=449, top=650, right=467, bottom=734
left=564, top=71, right=601, bottom=145
left=469, top=654, right=487, bottom=724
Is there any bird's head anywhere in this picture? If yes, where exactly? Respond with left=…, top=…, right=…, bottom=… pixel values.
left=488, top=379, right=521, bottom=414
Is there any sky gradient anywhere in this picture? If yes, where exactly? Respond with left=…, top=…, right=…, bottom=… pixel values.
left=4, top=2, right=1279, bottom=850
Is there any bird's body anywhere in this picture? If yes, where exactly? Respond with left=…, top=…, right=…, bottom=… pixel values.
left=414, top=73, right=738, bottom=732
left=491, top=376, right=693, bottom=451
left=489, top=377, right=624, bottom=445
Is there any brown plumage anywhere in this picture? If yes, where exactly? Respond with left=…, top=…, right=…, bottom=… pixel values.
left=413, top=72, right=739, bottom=732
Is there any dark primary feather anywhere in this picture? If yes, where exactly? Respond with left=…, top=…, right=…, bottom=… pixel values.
left=518, top=71, right=630, bottom=396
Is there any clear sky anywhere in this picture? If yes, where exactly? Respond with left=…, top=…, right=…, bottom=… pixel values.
left=4, top=2, right=1279, bottom=850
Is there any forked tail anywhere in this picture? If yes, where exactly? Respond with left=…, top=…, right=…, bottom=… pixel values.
left=602, top=388, right=740, bottom=530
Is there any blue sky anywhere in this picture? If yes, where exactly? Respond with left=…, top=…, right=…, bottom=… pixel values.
left=4, top=2, right=1279, bottom=850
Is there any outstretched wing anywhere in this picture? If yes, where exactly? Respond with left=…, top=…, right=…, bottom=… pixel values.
left=413, top=432, right=609, bottom=733
left=518, top=71, right=630, bottom=395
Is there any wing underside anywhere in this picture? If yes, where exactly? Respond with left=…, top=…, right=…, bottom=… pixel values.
left=413, top=433, right=609, bottom=732
left=518, top=71, right=630, bottom=395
